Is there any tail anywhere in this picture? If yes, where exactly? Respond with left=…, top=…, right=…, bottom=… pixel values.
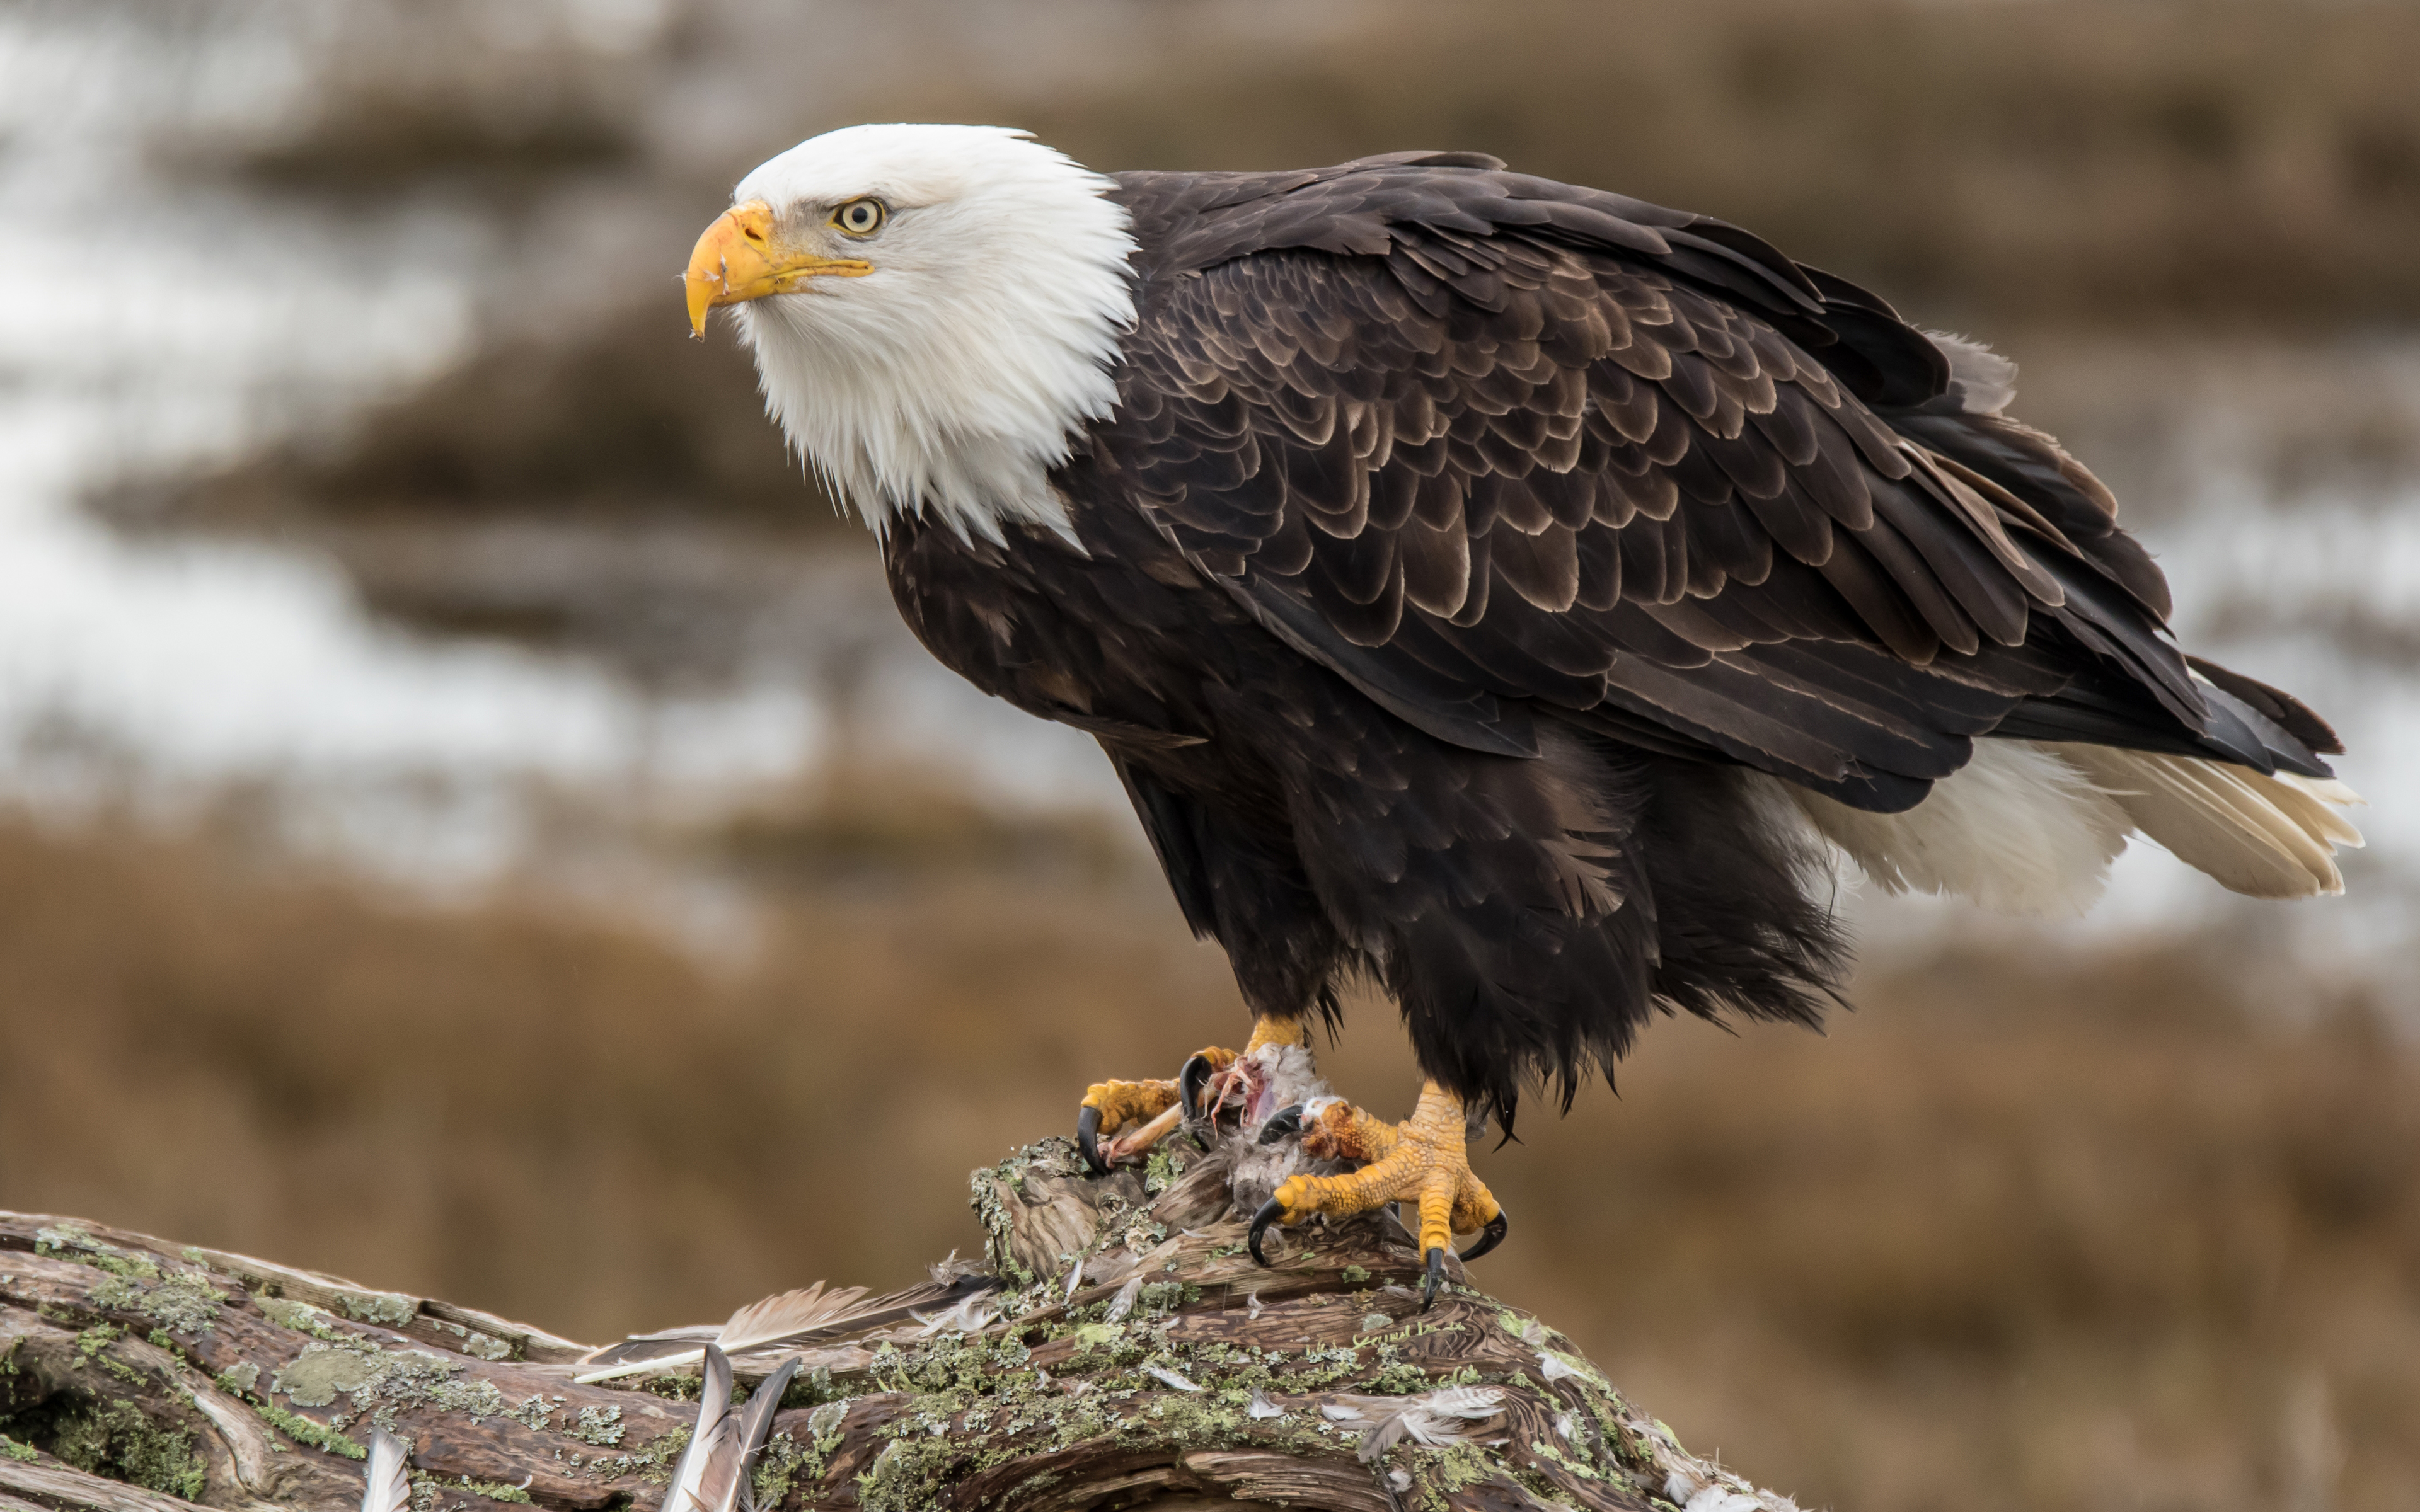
left=1783, top=738, right=2363, bottom=914
left=2053, top=745, right=2363, bottom=899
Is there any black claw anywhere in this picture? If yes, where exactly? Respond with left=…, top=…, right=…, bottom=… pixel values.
left=1076, top=1105, right=1107, bottom=1175
left=1248, top=1198, right=1285, bottom=1267
left=1422, top=1247, right=1447, bottom=1310
left=1257, top=1104, right=1306, bottom=1146
left=1179, top=1055, right=1215, bottom=1120
left=1461, top=1210, right=1509, bottom=1264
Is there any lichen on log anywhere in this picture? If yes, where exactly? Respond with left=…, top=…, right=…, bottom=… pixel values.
left=2, top=1136, right=1802, bottom=1512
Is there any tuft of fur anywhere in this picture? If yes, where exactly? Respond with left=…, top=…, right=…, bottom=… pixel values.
left=729, top=125, right=1138, bottom=544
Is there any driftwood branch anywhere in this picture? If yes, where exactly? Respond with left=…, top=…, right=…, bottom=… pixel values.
left=1, top=1135, right=1801, bottom=1512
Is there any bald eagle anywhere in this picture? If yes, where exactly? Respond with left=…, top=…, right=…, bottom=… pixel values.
left=685, top=124, right=2360, bottom=1298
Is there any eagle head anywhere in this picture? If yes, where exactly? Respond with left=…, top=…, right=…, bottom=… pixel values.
left=684, top=123, right=1137, bottom=541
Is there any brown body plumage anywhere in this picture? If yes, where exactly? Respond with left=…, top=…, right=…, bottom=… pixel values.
left=875, top=151, right=2348, bottom=1133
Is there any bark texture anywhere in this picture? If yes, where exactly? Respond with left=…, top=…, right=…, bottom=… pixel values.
left=1, top=1138, right=1801, bottom=1512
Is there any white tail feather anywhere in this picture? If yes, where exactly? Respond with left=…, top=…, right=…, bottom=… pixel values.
left=2053, top=745, right=2362, bottom=898
left=1786, top=741, right=2131, bottom=915
left=2273, top=773, right=2369, bottom=837
left=1780, top=740, right=2363, bottom=911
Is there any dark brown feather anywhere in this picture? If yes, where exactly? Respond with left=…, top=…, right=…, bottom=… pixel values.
left=868, top=152, right=2345, bottom=1131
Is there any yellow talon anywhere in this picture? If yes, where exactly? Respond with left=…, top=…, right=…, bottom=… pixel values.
left=1078, top=1077, right=1179, bottom=1133
left=1075, top=1076, right=1180, bottom=1172
left=1250, top=1081, right=1506, bottom=1306
left=1075, top=1015, right=1310, bottom=1172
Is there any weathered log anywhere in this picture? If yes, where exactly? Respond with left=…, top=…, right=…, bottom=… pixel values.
left=1, top=1135, right=1801, bottom=1512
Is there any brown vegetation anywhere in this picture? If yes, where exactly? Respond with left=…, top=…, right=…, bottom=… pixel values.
left=3, top=804, right=2415, bottom=1511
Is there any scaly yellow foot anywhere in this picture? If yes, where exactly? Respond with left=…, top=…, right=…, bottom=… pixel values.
left=1075, top=1075, right=1183, bottom=1173
left=1076, top=1016, right=1309, bottom=1172
left=1248, top=1080, right=1508, bottom=1307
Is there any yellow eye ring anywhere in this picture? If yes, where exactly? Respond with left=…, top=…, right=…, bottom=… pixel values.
left=833, top=198, right=886, bottom=237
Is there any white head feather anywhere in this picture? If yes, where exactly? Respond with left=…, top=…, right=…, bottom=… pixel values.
left=724, top=123, right=1137, bottom=542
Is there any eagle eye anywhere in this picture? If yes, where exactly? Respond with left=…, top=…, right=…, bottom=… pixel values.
left=833, top=198, right=887, bottom=238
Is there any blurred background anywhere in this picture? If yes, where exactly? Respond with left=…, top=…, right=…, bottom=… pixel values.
left=3, top=1, right=2419, bottom=1507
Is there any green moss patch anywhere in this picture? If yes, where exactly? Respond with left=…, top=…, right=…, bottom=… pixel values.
left=14, top=1398, right=208, bottom=1498
left=258, top=1402, right=367, bottom=1459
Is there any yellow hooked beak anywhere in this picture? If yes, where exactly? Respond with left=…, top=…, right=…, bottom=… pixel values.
left=683, top=200, right=872, bottom=336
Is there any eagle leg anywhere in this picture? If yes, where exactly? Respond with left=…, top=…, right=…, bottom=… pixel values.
left=1077, top=1017, right=1312, bottom=1173
left=1187, top=1016, right=1315, bottom=1135
left=1247, top=1080, right=1506, bottom=1310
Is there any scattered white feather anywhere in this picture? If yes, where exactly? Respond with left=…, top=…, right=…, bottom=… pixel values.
left=1665, top=1465, right=1805, bottom=1512
left=1103, top=1276, right=1144, bottom=1324
left=718, top=1281, right=875, bottom=1354
left=658, top=1346, right=734, bottom=1512
left=1553, top=1409, right=1582, bottom=1441
left=909, top=1292, right=997, bottom=1338
left=577, top=1279, right=882, bottom=1382
left=655, top=1348, right=802, bottom=1512
left=1536, top=1349, right=1609, bottom=1391
left=1320, top=1385, right=1508, bottom=1463
left=1144, top=1365, right=1202, bottom=1393
left=1245, top=1290, right=1262, bottom=1322
left=1247, top=1389, right=1288, bottom=1421
left=362, top=1429, right=412, bottom=1512
left=1064, top=1259, right=1084, bottom=1302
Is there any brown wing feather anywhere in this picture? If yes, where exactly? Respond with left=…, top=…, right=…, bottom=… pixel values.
left=1100, top=159, right=2339, bottom=806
